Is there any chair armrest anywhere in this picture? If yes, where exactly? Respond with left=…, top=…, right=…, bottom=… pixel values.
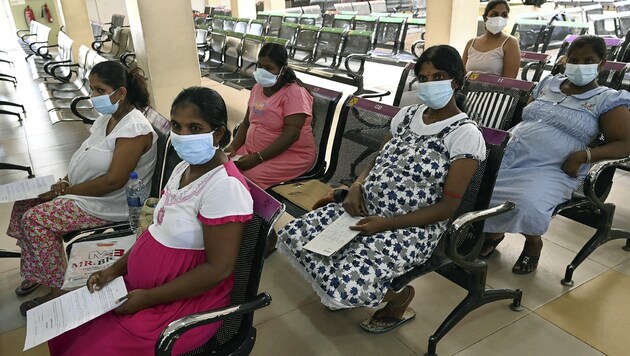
left=155, top=292, right=272, bottom=355
left=583, top=156, right=630, bottom=208
left=19, top=32, right=35, bottom=41
left=344, top=54, right=369, bottom=75
left=50, top=63, right=78, bottom=82
left=70, top=96, right=96, bottom=124
left=37, top=43, right=58, bottom=57
left=444, top=201, right=515, bottom=270
left=28, top=41, right=49, bottom=53
left=411, top=39, right=424, bottom=58
left=120, top=52, right=136, bottom=69
left=44, top=59, right=70, bottom=75
left=92, top=37, right=112, bottom=52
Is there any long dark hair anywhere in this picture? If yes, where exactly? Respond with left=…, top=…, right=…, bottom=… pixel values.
left=567, top=35, right=607, bottom=60
left=483, top=0, right=510, bottom=20
left=170, top=86, right=231, bottom=148
left=414, top=45, right=466, bottom=110
left=90, top=61, right=150, bottom=109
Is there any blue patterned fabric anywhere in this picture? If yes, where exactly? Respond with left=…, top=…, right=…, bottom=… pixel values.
left=484, top=74, right=630, bottom=235
left=278, top=106, right=478, bottom=309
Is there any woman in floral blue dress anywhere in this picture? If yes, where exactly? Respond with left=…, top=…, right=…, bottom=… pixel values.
left=482, top=35, right=630, bottom=274
left=278, top=45, right=486, bottom=333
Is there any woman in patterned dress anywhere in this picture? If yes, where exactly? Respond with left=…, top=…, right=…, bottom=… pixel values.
left=278, top=45, right=487, bottom=333
left=482, top=35, right=630, bottom=274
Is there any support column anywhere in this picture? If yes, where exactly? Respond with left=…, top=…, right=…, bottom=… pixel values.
left=230, top=0, right=257, bottom=18
left=125, top=0, right=201, bottom=116
left=56, top=0, right=94, bottom=61
left=264, top=0, right=286, bottom=11
left=425, top=0, right=478, bottom=54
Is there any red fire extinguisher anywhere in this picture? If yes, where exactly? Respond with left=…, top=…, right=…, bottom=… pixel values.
left=41, top=3, right=53, bottom=23
left=24, top=5, right=35, bottom=25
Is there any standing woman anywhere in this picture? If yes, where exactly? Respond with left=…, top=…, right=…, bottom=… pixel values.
left=225, top=42, right=316, bottom=189
left=463, top=0, right=521, bottom=78
left=8, top=61, right=157, bottom=313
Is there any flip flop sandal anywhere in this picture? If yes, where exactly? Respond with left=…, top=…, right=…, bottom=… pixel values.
left=15, top=281, right=41, bottom=297
left=479, top=236, right=505, bottom=259
left=512, top=254, right=540, bottom=275
left=20, top=296, right=45, bottom=316
left=359, top=308, right=416, bottom=334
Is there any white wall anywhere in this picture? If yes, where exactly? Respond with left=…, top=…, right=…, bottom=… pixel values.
left=85, top=0, right=128, bottom=25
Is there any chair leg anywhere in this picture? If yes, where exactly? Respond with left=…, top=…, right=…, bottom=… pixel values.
left=561, top=203, right=619, bottom=286
left=426, top=268, right=523, bottom=356
left=0, top=163, right=35, bottom=178
left=0, top=109, right=22, bottom=122
left=0, top=249, right=21, bottom=258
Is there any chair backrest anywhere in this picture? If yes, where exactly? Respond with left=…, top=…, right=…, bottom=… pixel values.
left=556, top=34, right=623, bottom=61
left=615, top=0, right=630, bottom=12
left=278, top=22, right=300, bottom=48
left=372, top=17, right=405, bottom=54
left=589, top=12, right=618, bottom=37
left=400, top=17, right=425, bottom=53
left=510, top=18, right=548, bottom=52
left=267, top=13, right=284, bottom=36
left=299, top=14, right=320, bottom=26
left=461, top=72, right=536, bottom=130
left=212, top=15, right=225, bottom=31
left=312, top=27, right=346, bottom=67
left=598, top=61, right=629, bottom=90
left=352, top=2, right=371, bottom=15
left=223, top=16, right=238, bottom=31
left=519, top=51, right=551, bottom=82
left=291, top=25, right=319, bottom=62
left=222, top=31, right=244, bottom=72
left=53, top=31, right=74, bottom=77
left=234, top=18, right=250, bottom=33
left=541, top=20, right=589, bottom=53
left=335, top=3, right=354, bottom=12
left=302, top=5, right=322, bottom=14
left=204, top=179, right=284, bottom=351
left=208, top=30, right=227, bottom=65
left=617, top=11, right=630, bottom=38
left=324, top=96, right=400, bottom=186
left=353, top=15, right=377, bottom=32
left=248, top=19, right=266, bottom=36
left=332, top=14, right=355, bottom=30
left=369, top=0, right=387, bottom=13
left=301, top=84, right=343, bottom=178
left=392, top=61, right=417, bottom=108
left=239, top=35, right=265, bottom=77
left=339, top=30, right=373, bottom=72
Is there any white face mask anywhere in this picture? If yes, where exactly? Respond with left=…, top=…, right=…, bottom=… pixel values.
left=253, top=68, right=281, bottom=87
left=564, top=63, right=599, bottom=86
left=486, top=16, right=508, bottom=35
left=416, top=79, right=454, bottom=110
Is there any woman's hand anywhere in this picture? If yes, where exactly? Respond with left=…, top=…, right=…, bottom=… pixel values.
left=37, top=190, right=57, bottom=202
left=114, top=289, right=153, bottom=315
left=223, top=145, right=236, bottom=157
left=350, top=216, right=392, bottom=235
left=50, top=180, right=69, bottom=196
left=562, top=150, right=587, bottom=178
left=87, top=267, right=120, bottom=292
left=342, top=184, right=368, bottom=217
left=234, top=154, right=261, bottom=171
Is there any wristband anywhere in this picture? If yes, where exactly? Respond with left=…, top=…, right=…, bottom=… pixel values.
left=256, top=152, right=264, bottom=163
left=584, top=147, right=591, bottom=164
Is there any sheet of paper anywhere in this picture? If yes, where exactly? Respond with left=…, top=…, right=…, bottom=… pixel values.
left=304, top=213, right=362, bottom=256
left=24, top=277, right=127, bottom=350
left=0, top=175, right=54, bottom=203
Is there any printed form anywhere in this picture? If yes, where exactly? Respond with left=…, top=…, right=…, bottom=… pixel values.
left=0, top=175, right=54, bottom=203
left=24, top=277, right=128, bottom=350
left=304, top=213, right=362, bottom=256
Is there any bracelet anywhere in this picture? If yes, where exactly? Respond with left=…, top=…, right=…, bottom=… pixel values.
left=584, top=147, right=591, bottom=164
left=256, top=152, right=264, bottom=163
left=351, top=181, right=363, bottom=189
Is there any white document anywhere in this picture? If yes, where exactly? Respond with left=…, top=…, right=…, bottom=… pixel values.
left=24, top=277, right=128, bottom=351
left=0, top=175, right=55, bottom=203
left=304, top=213, right=362, bottom=256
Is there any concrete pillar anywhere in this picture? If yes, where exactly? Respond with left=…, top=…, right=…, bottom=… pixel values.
left=56, top=0, right=94, bottom=61
left=125, top=0, right=201, bottom=117
left=425, top=0, right=478, bottom=54
left=264, top=0, right=286, bottom=11
left=230, top=0, right=257, bottom=18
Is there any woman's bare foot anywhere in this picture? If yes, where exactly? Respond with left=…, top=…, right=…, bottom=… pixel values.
left=360, top=286, right=417, bottom=333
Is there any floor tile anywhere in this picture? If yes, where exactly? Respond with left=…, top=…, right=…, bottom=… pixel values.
left=0, top=137, right=29, bottom=156
left=0, top=268, right=51, bottom=334
left=613, top=259, right=630, bottom=277
left=252, top=302, right=414, bottom=356
left=0, top=326, right=49, bottom=355
left=536, top=270, right=630, bottom=356
left=483, top=232, right=609, bottom=310
left=454, top=313, right=604, bottom=356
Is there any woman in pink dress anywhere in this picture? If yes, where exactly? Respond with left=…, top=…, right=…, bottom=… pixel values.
left=225, top=43, right=316, bottom=189
left=48, top=87, right=254, bottom=355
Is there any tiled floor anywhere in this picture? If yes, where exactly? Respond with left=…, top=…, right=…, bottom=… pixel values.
left=2, top=9, right=630, bottom=356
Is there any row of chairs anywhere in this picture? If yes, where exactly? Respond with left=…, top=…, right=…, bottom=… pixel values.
left=17, top=20, right=52, bottom=61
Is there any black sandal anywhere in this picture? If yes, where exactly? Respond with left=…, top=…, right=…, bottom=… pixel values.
left=15, top=280, right=40, bottom=297
left=512, top=254, right=540, bottom=275
left=479, top=236, right=504, bottom=259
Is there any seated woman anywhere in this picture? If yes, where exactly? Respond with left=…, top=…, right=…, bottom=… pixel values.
left=225, top=42, right=316, bottom=189
left=278, top=45, right=486, bottom=333
left=48, top=87, right=254, bottom=355
left=463, top=0, right=521, bottom=78
left=482, top=35, right=630, bottom=274
left=8, top=61, right=157, bottom=313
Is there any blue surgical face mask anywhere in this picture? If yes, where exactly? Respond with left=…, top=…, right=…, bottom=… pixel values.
left=564, top=63, right=599, bottom=86
left=91, top=89, right=120, bottom=115
left=170, top=130, right=217, bottom=165
left=254, top=67, right=281, bottom=87
left=416, top=79, right=454, bottom=110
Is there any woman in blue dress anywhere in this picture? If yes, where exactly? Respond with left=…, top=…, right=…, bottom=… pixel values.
left=482, top=35, right=630, bottom=274
left=278, top=45, right=486, bottom=333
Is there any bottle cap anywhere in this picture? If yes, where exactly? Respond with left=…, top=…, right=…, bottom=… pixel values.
left=130, top=172, right=138, bottom=179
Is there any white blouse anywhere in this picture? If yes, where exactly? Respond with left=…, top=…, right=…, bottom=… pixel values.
left=64, top=109, right=157, bottom=221
left=390, top=104, right=487, bottom=162
left=149, top=161, right=254, bottom=250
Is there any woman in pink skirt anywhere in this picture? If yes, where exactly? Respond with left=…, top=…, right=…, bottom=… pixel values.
left=224, top=42, right=316, bottom=189
left=48, top=87, right=253, bottom=355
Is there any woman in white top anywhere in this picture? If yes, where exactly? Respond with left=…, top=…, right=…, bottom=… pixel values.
left=7, top=61, right=157, bottom=314
left=463, top=0, right=521, bottom=78
left=49, top=87, right=253, bottom=355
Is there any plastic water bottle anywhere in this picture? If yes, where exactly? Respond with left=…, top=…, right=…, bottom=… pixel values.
left=126, top=171, right=148, bottom=233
